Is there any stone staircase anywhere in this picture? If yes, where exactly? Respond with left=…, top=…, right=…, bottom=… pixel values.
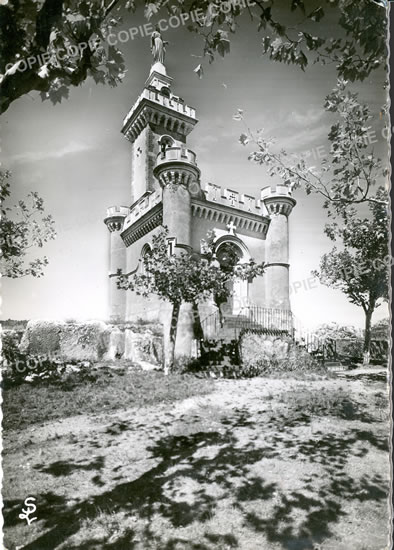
left=201, top=312, right=265, bottom=342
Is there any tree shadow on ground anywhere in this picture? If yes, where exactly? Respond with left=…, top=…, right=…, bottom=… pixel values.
left=33, top=456, right=105, bottom=477
left=4, top=406, right=389, bottom=550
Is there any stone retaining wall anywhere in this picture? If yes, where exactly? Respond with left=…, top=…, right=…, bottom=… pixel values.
left=18, top=320, right=164, bottom=366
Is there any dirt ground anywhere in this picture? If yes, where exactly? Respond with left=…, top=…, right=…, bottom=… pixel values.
left=3, top=370, right=390, bottom=550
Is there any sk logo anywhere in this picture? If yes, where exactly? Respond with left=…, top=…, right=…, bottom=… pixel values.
left=19, top=496, right=38, bottom=525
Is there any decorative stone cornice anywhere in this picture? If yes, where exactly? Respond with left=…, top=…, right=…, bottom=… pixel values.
left=191, top=199, right=270, bottom=237
left=263, top=196, right=296, bottom=217
left=121, top=202, right=163, bottom=247
left=261, top=184, right=297, bottom=217
left=156, top=168, right=199, bottom=188
left=105, top=218, right=124, bottom=232
left=122, top=89, right=198, bottom=143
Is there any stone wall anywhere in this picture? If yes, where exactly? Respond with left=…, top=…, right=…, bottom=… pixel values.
left=19, top=320, right=164, bottom=367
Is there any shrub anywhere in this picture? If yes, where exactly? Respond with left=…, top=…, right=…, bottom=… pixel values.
left=172, top=355, right=202, bottom=374
left=314, top=322, right=362, bottom=340
left=1, top=352, right=67, bottom=388
left=239, top=331, right=324, bottom=376
left=336, top=339, right=363, bottom=364
left=1, top=329, right=20, bottom=362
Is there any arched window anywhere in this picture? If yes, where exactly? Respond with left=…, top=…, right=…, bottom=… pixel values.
left=140, top=243, right=152, bottom=274
left=216, top=242, right=243, bottom=273
left=158, top=135, right=175, bottom=156
left=160, top=86, right=171, bottom=98
left=214, top=238, right=250, bottom=315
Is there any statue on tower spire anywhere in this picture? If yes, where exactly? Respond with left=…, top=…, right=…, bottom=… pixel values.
left=151, top=25, right=167, bottom=65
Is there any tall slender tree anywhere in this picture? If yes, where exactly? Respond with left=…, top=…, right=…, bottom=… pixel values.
left=312, top=195, right=389, bottom=364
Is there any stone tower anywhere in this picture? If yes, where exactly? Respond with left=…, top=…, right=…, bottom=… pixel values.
left=261, top=185, right=296, bottom=310
left=104, top=35, right=297, bottom=352
left=121, top=62, right=198, bottom=205
left=104, top=206, right=129, bottom=322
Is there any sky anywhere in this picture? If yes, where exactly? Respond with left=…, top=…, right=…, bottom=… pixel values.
left=1, top=3, right=390, bottom=329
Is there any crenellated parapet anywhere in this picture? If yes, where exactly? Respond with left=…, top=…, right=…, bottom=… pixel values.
left=261, top=184, right=296, bottom=217
left=123, top=189, right=162, bottom=232
left=122, top=85, right=197, bottom=143
left=104, top=206, right=130, bottom=232
left=204, top=183, right=263, bottom=216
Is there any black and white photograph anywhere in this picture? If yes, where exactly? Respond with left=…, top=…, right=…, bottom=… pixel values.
left=0, top=1, right=391, bottom=548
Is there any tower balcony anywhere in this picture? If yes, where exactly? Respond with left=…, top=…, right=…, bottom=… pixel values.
left=154, top=146, right=201, bottom=189
left=155, top=146, right=198, bottom=168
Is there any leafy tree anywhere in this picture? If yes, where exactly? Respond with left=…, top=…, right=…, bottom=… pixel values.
left=238, top=79, right=389, bottom=363
left=117, top=227, right=265, bottom=372
left=190, top=0, right=387, bottom=82
left=314, top=322, right=362, bottom=340
left=0, top=170, right=56, bottom=277
left=0, top=0, right=387, bottom=114
left=0, top=0, right=129, bottom=114
left=312, top=198, right=389, bottom=364
left=371, top=317, right=390, bottom=335
left=238, top=79, right=389, bottom=216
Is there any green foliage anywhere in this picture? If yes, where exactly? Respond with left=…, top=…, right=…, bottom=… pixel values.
left=238, top=79, right=389, bottom=358
left=0, top=1, right=387, bottom=113
left=2, top=350, right=65, bottom=388
left=312, top=197, right=389, bottom=355
left=117, top=227, right=264, bottom=369
left=240, top=334, right=322, bottom=376
left=241, top=80, right=388, bottom=216
left=0, top=170, right=56, bottom=278
left=314, top=322, right=362, bottom=340
left=118, top=228, right=264, bottom=306
left=1, top=329, right=21, bottom=366
left=0, top=0, right=131, bottom=113
left=371, top=318, right=390, bottom=338
left=189, top=0, right=386, bottom=82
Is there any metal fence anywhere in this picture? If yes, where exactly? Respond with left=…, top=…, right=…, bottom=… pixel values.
left=201, top=306, right=294, bottom=340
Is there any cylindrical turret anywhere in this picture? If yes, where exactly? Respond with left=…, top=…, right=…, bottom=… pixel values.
left=153, top=146, right=201, bottom=248
left=262, top=185, right=296, bottom=311
left=153, top=146, right=201, bottom=360
left=104, top=206, right=129, bottom=322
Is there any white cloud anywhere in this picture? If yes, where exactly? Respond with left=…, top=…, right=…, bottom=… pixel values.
left=8, top=141, right=93, bottom=164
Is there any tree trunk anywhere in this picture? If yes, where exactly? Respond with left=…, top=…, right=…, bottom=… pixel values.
left=164, top=302, right=180, bottom=375
left=192, top=301, right=204, bottom=345
left=363, top=307, right=374, bottom=366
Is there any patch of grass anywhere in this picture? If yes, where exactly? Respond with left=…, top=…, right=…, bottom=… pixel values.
left=277, top=386, right=372, bottom=422
left=2, top=364, right=215, bottom=431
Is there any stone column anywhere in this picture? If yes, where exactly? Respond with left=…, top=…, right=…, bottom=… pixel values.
left=154, top=147, right=201, bottom=361
left=262, top=185, right=296, bottom=311
left=104, top=206, right=129, bottom=323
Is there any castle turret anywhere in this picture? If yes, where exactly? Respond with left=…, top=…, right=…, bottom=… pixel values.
left=153, top=145, right=201, bottom=248
left=153, top=145, right=202, bottom=360
left=104, top=206, right=129, bottom=322
left=262, top=185, right=296, bottom=310
left=121, top=62, right=198, bottom=205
